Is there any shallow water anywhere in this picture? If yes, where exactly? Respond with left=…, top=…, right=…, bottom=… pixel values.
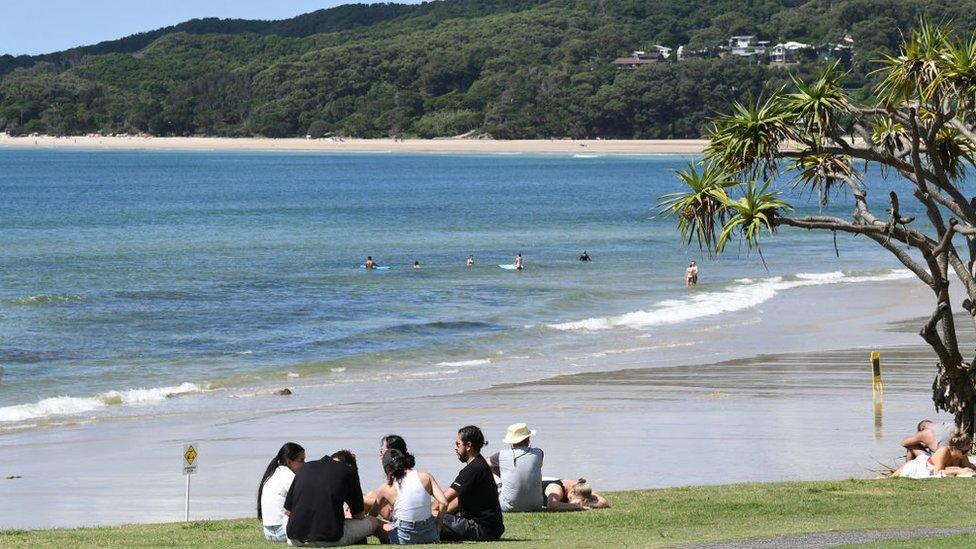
left=0, top=149, right=923, bottom=427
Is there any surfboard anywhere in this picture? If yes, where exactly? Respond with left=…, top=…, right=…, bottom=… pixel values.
left=498, top=264, right=522, bottom=270
left=359, top=265, right=391, bottom=270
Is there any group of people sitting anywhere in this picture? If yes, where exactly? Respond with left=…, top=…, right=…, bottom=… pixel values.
left=892, top=418, right=976, bottom=478
left=258, top=423, right=608, bottom=546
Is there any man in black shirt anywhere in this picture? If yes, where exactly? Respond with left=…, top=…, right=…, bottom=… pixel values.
left=284, top=456, right=378, bottom=547
left=441, top=425, right=505, bottom=542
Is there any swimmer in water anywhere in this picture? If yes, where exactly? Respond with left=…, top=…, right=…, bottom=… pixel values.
left=413, top=260, right=421, bottom=270
left=514, top=252, right=524, bottom=271
left=579, top=250, right=591, bottom=262
left=685, top=261, right=699, bottom=286
left=466, top=255, right=475, bottom=267
left=365, top=256, right=376, bottom=270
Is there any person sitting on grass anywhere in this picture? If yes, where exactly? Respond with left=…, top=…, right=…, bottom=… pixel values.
left=489, top=422, right=544, bottom=512
left=284, top=453, right=378, bottom=546
left=364, top=434, right=408, bottom=520
left=370, top=449, right=448, bottom=545
left=259, top=443, right=306, bottom=542
left=542, top=478, right=610, bottom=511
left=892, top=432, right=976, bottom=479
left=441, top=425, right=505, bottom=542
left=901, top=419, right=956, bottom=461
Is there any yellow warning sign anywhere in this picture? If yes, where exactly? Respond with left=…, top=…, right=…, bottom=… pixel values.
left=183, top=443, right=198, bottom=475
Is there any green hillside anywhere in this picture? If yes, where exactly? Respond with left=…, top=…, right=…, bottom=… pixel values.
left=1, top=0, right=974, bottom=139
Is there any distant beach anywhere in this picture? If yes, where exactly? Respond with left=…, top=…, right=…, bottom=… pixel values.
left=0, top=134, right=707, bottom=155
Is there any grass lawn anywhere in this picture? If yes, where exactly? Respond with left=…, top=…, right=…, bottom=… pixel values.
left=845, top=533, right=976, bottom=548
left=3, top=479, right=975, bottom=548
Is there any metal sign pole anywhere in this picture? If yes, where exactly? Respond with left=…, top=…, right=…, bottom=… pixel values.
left=185, top=474, right=191, bottom=522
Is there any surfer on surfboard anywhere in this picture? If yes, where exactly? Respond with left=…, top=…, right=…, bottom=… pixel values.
left=365, top=256, right=376, bottom=270
left=514, top=252, right=524, bottom=271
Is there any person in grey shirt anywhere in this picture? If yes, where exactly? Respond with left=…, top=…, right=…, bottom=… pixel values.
left=489, top=423, right=544, bottom=512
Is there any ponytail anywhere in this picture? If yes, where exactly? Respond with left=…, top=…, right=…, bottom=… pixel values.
left=257, top=442, right=304, bottom=519
left=384, top=451, right=417, bottom=485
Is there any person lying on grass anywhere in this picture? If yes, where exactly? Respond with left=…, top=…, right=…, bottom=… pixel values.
left=892, top=432, right=976, bottom=479
left=542, top=478, right=610, bottom=511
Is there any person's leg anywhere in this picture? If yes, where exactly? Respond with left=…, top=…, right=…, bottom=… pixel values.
left=304, top=517, right=378, bottom=547
left=440, top=513, right=480, bottom=542
left=264, top=524, right=287, bottom=542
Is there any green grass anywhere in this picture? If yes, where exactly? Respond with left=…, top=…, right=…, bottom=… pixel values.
left=846, top=533, right=976, bottom=548
left=3, top=479, right=976, bottom=548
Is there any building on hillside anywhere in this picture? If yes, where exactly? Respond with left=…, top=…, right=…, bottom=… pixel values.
left=653, top=45, right=673, bottom=59
left=611, top=50, right=661, bottom=69
left=819, top=34, right=855, bottom=63
left=728, top=35, right=769, bottom=59
left=770, top=41, right=811, bottom=64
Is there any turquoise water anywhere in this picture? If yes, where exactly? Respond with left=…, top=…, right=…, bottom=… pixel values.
left=0, top=149, right=914, bottom=425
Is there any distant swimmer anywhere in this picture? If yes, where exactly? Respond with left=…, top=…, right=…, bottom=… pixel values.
left=515, top=252, right=524, bottom=271
left=365, top=256, right=376, bottom=270
left=579, top=250, right=591, bottom=262
left=685, top=261, right=699, bottom=286
left=413, top=260, right=421, bottom=270
left=466, top=255, right=475, bottom=267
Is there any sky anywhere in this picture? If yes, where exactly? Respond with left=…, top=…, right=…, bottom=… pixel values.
left=0, top=1, right=421, bottom=56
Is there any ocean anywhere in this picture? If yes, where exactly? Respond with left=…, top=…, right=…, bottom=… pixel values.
left=0, top=149, right=919, bottom=429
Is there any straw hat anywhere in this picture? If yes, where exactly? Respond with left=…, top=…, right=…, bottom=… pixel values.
left=503, top=422, right=537, bottom=444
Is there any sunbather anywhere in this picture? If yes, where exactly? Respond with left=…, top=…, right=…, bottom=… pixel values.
left=893, top=432, right=975, bottom=478
left=541, top=477, right=609, bottom=511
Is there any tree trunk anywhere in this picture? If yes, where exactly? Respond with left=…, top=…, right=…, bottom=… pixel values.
left=932, top=359, right=976, bottom=437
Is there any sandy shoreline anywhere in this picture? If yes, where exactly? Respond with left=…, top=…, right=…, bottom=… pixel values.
left=0, top=276, right=955, bottom=530
left=0, top=135, right=708, bottom=155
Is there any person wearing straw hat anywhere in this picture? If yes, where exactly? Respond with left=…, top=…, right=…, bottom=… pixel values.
left=488, top=423, right=544, bottom=512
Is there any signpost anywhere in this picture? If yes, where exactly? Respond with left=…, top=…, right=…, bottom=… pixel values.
left=183, top=443, right=198, bottom=522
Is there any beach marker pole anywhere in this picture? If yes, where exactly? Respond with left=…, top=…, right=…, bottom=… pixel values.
left=871, top=352, right=883, bottom=440
left=871, top=351, right=883, bottom=398
left=182, top=443, right=198, bottom=522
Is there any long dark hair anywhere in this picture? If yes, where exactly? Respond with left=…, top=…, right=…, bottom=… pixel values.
left=257, top=442, right=304, bottom=519
left=385, top=450, right=417, bottom=485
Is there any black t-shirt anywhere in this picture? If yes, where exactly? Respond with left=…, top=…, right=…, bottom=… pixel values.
left=450, top=454, right=504, bottom=538
left=284, top=458, right=365, bottom=543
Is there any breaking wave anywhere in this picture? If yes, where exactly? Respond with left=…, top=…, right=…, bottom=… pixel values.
left=546, top=269, right=914, bottom=332
left=0, top=382, right=203, bottom=424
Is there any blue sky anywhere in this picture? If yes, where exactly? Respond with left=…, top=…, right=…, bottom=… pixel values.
left=0, top=1, right=421, bottom=56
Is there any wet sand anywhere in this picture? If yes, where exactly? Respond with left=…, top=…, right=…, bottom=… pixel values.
left=0, top=135, right=707, bottom=155
left=0, top=275, right=959, bottom=529
left=0, top=343, right=946, bottom=530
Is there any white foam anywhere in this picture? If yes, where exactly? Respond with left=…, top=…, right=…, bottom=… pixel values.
left=329, top=367, right=346, bottom=373
left=0, top=382, right=202, bottom=424
left=435, top=359, right=491, bottom=367
left=547, top=269, right=914, bottom=332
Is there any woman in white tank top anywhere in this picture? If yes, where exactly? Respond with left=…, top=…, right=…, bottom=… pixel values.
left=371, top=449, right=448, bottom=544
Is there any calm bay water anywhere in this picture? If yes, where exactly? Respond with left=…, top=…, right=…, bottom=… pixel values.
left=0, top=149, right=914, bottom=427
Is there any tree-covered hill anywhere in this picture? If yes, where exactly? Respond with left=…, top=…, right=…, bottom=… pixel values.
left=1, top=0, right=974, bottom=139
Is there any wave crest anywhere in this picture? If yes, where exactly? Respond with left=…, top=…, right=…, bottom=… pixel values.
left=547, top=269, right=913, bottom=332
left=0, top=382, right=202, bottom=424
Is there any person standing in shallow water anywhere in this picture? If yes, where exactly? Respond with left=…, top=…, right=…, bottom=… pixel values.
left=365, top=256, right=375, bottom=270
left=514, top=252, right=523, bottom=271
left=685, top=261, right=699, bottom=286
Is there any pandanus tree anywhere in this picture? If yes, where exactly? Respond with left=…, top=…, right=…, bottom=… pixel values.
left=660, top=22, right=976, bottom=434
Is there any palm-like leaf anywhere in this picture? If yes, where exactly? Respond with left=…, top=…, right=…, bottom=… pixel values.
left=932, top=126, right=976, bottom=180
left=792, top=153, right=856, bottom=206
left=717, top=180, right=794, bottom=255
left=873, top=21, right=950, bottom=105
left=705, top=92, right=792, bottom=179
left=937, top=34, right=976, bottom=99
left=871, top=116, right=907, bottom=155
left=781, top=61, right=850, bottom=140
left=658, top=161, right=739, bottom=255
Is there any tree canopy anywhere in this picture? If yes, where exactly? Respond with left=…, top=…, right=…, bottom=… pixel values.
left=3, top=0, right=976, bottom=138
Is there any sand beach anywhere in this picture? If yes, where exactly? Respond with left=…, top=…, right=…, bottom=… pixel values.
left=0, top=134, right=707, bottom=155
left=0, top=273, right=954, bottom=530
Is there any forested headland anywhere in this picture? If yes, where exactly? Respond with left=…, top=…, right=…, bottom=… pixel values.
left=2, top=0, right=975, bottom=139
